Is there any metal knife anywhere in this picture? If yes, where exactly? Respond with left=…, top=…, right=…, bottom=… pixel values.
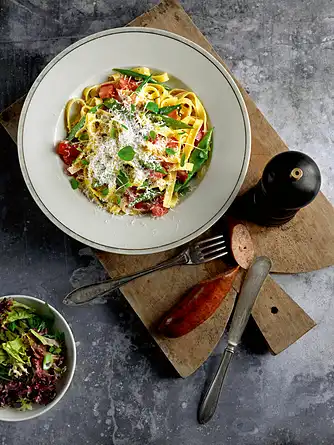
left=197, top=255, right=272, bottom=424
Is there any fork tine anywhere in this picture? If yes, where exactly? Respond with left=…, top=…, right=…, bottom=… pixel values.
left=202, top=245, right=228, bottom=258
left=196, top=234, right=225, bottom=247
left=202, top=250, right=229, bottom=263
left=200, top=239, right=225, bottom=252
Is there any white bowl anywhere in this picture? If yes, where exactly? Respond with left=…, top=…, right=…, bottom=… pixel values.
left=18, top=27, right=251, bottom=254
left=0, top=295, right=76, bottom=422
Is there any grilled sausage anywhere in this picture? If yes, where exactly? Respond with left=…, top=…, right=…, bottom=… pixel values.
left=158, top=267, right=239, bottom=338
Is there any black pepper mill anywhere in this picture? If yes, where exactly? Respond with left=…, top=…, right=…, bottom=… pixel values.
left=233, top=151, right=321, bottom=226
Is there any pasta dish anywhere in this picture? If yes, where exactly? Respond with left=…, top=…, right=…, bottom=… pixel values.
left=56, top=67, right=213, bottom=217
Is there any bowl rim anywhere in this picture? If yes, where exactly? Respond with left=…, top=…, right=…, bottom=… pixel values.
left=18, top=26, right=251, bottom=255
left=0, top=294, right=76, bottom=422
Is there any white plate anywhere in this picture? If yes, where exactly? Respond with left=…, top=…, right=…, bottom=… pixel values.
left=18, top=27, right=251, bottom=255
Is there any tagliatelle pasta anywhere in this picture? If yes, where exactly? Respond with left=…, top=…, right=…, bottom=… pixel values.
left=56, top=67, right=213, bottom=217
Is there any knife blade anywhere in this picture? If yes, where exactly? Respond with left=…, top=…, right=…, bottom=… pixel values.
left=198, top=256, right=272, bottom=424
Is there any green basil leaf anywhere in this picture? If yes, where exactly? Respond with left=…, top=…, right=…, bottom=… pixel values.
left=146, top=102, right=159, bottom=113
left=149, top=130, right=156, bottom=139
left=101, top=188, right=109, bottom=196
left=81, top=159, right=89, bottom=166
left=166, top=148, right=176, bottom=156
left=70, top=178, right=79, bottom=190
left=118, top=146, right=135, bottom=161
left=116, top=170, right=130, bottom=192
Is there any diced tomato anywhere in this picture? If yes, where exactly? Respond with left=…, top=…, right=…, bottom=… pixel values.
left=195, top=125, right=205, bottom=146
left=125, top=187, right=138, bottom=203
left=134, top=202, right=151, bottom=212
left=151, top=134, right=162, bottom=144
left=99, top=83, right=117, bottom=99
left=118, top=77, right=139, bottom=91
left=57, top=140, right=81, bottom=165
left=149, top=171, right=164, bottom=181
left=166, top=137, right=178, bottom=149
left=57, top=140, right=70, bottom=156
left=177, top=171, right=188, bottom=183
left=168, top=109, right=179, bottom=119
left=151, top=202, right=169, bottom=217
left=161, top=161, right=173, bottom=172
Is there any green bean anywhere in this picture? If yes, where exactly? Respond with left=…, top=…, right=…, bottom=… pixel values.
left=67, top=104, right=103, bottom=141
left=175, top=128, right=213, bottom=192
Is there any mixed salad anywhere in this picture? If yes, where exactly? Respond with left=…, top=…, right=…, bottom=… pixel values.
left=0, top=298, right=66, bottom=410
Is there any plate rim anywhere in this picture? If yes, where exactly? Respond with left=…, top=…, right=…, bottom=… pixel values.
left=17, top=26, right=251, bottom=255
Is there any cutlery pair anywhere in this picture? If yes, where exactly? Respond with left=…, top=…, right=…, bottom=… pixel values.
left=63, top=234, right=271, bottom=424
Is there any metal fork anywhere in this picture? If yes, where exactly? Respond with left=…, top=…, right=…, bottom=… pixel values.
left=63, top=235, right=228, bottom=307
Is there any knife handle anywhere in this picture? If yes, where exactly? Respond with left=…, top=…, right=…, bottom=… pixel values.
left=198, top=345, right=235, bottom=424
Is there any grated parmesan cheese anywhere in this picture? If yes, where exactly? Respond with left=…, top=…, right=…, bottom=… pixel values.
left=88, top=105, right=160, bottom=189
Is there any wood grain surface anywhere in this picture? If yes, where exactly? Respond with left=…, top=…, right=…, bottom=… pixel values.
left=252, top=276, right=316, bottom=354
left=97, top=249, right=237, bottom=377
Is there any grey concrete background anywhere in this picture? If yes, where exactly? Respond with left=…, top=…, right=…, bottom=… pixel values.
left=0, top=0, right=334, bottom=444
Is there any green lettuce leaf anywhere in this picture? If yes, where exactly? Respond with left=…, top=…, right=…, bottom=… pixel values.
left=18, top=399, right=33, bottom=411
left=2, top=337, right=31, bottom=377
left=12, top=301, right=33, bottom=311
left=30, top=329, right=59, bottom=347
left=2, top=337, right=30, bottom=365
left=0, top=364, right=10, bottom=381
left=0, top=348, right=9, bottom=365
left=5, top=330, right=17, bottom=341
left=5, top=301, right=35, bottom=324
left=28, top=315, right=47, bottom=332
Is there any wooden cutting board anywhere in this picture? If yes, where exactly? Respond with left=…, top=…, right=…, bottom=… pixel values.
left=3, top=0, right=333, bottom=377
